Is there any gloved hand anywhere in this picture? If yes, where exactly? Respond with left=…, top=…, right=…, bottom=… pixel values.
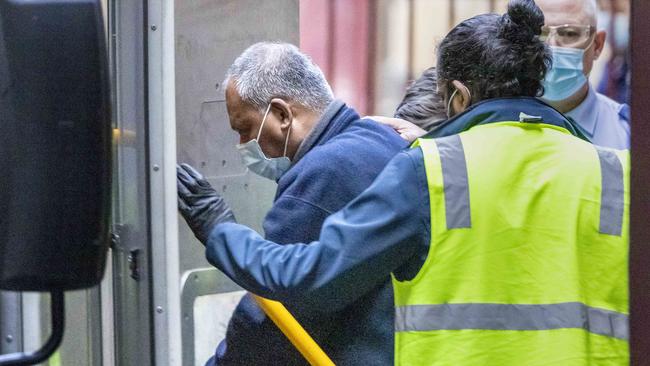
left=177, top=163, right=236, bottom=244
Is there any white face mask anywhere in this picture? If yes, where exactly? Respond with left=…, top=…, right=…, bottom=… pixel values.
left=236, top=104, right=292, bottom=181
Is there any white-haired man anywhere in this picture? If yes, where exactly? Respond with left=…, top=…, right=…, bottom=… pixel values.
left=538, top=0, right=630, bottom=149
left=375, top=0, right=631, bottom=150
left=178, top=42, right=406, bottom=365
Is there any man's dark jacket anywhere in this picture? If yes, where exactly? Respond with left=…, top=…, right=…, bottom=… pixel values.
left=207, top=100, right=407, bottom=365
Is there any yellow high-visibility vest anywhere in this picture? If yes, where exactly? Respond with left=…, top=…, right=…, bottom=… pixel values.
left=393, top=121, right=629, bottom=365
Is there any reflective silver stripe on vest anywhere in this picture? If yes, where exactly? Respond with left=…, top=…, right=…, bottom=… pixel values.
left=595, top=148, right=624, bottom=236
left=395, top=302, right=629, bottom=340
left=436, top=135, right=471, bottom=229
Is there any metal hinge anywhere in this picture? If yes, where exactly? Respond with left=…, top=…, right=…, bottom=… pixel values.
left=110, top=224, right=124, bottom=250
left=110, top=224, right=140, bottom=281
left=127, top=249, right=141, bottom=281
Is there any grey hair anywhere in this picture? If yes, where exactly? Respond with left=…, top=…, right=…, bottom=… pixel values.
left=225, top=42, right=334, bottom=113
left=394, top=67, right=447, bottom=131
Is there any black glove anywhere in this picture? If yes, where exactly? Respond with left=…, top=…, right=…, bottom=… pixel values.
left=177, top=163, right=236, bottom=243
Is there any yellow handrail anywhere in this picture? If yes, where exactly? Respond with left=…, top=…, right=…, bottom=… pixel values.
left=251, top=294, right=335, bottom=366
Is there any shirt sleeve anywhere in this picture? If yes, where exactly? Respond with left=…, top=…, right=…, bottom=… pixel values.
left=205, top=150, right=429, bottom=311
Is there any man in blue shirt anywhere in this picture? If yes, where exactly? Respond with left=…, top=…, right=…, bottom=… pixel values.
left=538, top=0, right=630, bottom=149
left=186, top=42, right=406, bottom=365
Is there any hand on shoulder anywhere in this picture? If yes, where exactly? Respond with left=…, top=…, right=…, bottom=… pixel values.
left=365, top=116, right=427, bottom=143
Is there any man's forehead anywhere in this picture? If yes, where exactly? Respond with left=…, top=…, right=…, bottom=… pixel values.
left=225, top=80, right=259, bottom=111
left=225, top=80, right=241, bottom=104
left=538, top=0, right=596, bottom=26
left=225, top=81, right=261, bottom=128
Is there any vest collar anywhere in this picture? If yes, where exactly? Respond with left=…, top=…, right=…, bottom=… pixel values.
left=423, top=97, right=590, bottom=142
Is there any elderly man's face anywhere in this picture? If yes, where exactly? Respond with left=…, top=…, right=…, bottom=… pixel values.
left=537, top=0, right=606, bottom=77
left=225, top=80, right=288, bottom=158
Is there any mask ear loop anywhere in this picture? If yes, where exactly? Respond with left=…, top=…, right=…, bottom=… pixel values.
left=584, top=31, right=597, bottom=51
left=580, top=33, right=597, bottom=78
left=446, top=84, right=472, bottom=118
left=446, top=88, right=459, bottom=118
left=256, top=104, right=273, bottom=141
left=282, top=121, right=292, bottom=158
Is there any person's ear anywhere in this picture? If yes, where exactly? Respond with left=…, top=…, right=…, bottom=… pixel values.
left=593, top=30, right=607, bottom=60
left=269, top=98, right=294, bottom=130
left=451, top=80, right=472, bottom=112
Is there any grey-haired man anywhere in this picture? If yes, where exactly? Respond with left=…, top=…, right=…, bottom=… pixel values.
left=537, top=0, right=630, bottom=149
left=179, top=42, right=406, bottom=365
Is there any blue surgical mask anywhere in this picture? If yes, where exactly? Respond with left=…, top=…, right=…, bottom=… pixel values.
left=542, top=46, right=588, bottom=102
left=236, top=104, right=292, bottom=181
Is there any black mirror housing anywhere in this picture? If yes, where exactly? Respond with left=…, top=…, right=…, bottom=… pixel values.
left=0, top=0, right=111, bottom=291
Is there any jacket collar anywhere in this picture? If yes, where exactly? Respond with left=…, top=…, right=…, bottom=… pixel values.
left=292, top=99, right=350, bottom=165
left=423, top=97, right=590, bottom=142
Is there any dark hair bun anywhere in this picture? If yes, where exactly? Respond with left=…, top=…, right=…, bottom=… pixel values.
left=437, top=0, right=551, bottom=99
left=500, top=0, right=545, bottom=42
